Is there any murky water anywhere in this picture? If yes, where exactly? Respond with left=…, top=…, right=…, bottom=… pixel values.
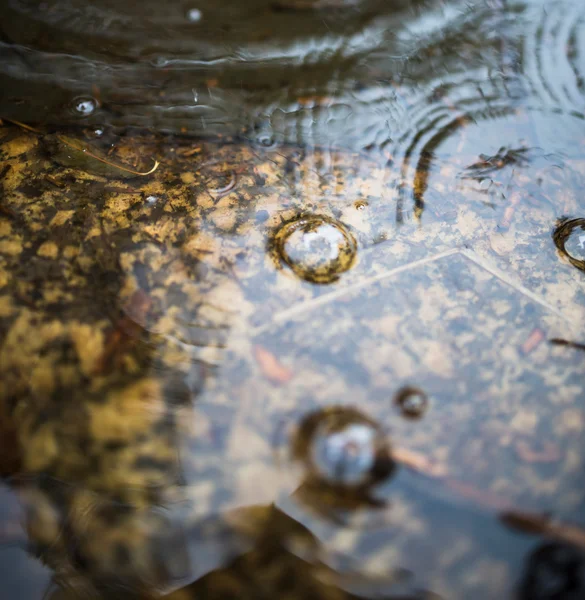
left=1, top=0, right=585, bottom=598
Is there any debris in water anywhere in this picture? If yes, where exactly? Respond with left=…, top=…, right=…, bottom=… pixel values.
left=521, top=328, right=544, bottom=355
left=254, top=345, right=294, bottom=384
left=56, top=135, right=160, bottom=177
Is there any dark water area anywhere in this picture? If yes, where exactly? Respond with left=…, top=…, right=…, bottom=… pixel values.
left=0, top=0, right=585, bottom=598
left=0, top=0, right=572, bottom=147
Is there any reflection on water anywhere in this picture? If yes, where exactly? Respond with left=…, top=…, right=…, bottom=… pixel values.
left=1, top=0, right=585, bottom=598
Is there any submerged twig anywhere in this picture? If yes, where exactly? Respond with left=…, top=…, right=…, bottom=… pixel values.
left=394, top=446, right=585, bottom=548
left=502, top=511, right=585, bottom=549
left=550, top=338, right=585, bottom=352
left=2, top=118, right=43, bottom=134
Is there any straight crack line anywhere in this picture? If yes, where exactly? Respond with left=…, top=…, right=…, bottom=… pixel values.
left=460, top=248, right=568, bottom=320
left=253, top=248, right=461, bottom=335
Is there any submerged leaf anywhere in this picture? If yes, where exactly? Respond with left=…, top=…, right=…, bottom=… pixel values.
left=54, top=135, right=159, bottom=178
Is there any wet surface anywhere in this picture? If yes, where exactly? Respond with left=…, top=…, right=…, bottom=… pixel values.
left=1, top=0, right=585, bottom=598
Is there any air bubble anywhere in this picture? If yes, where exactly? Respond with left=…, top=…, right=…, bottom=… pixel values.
left=553, top=218, right=585, bottom=272
left=394, top=387, right=429, bottom=419
left=186, top=8, right=202, bottom=23
left=272, top=215, right=357, bottom=284
left=311, top=422, right=376, bottom=485
left=291, top=407, right=394, bottom=488
left=71, top=96, right=97, bottom=117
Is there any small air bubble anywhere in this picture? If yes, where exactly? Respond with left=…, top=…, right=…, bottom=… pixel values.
left=146, top=195, right=158, bottom=204
left=72, top=96, right=97, bottom=117
left=83, top=127, right=105, bottom=139
left=394, top=387, right=429, bottom=419
left=186, top=8, right=203, bottom=23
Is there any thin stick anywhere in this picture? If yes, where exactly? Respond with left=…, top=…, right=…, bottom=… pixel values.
left=2, top=118, right=43, bottom=133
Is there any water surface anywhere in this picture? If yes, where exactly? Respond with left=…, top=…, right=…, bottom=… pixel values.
left=0, top=0, right=584, bottom=598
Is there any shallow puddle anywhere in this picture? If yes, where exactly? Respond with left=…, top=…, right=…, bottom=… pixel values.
left=0, top=0, right=585, bottom=598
